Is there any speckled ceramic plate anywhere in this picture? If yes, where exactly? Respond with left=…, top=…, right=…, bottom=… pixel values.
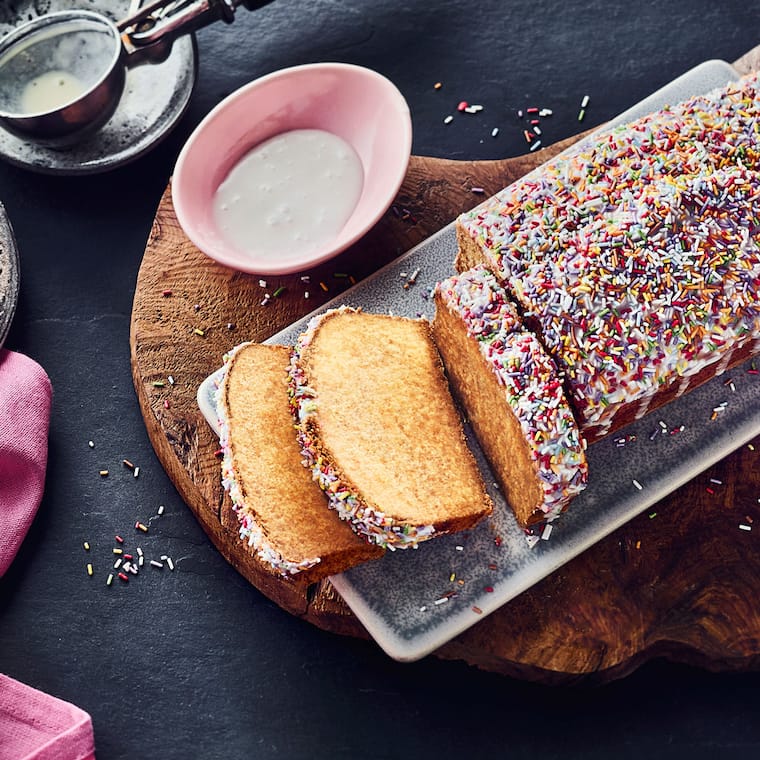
left=0, top=202, right=19, bottom=348
left=0, top=1, right=197, bottom=175
left=198, top=59, right=760, bottom=662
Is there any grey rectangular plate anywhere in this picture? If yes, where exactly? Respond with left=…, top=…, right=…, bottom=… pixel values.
left=198, top=59, right=760, bottom=662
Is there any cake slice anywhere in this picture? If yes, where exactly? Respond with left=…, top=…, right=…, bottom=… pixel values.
left=288, top=307, right=493, bottom=549
left=217, top=342, right=383, bottom=580
left=433, top=267, right=588, bottom=527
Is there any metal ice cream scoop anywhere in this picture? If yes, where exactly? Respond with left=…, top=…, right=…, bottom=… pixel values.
left=0, top=0, right=273, bottom=145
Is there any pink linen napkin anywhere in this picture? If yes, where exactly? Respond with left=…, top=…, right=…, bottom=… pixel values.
left=0, top=348, right=52, bottom=578
left=0, top=675, right=95, bottom=760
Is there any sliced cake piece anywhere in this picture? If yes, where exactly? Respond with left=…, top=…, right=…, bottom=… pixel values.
left=217, top=342, right=383, bottom=580
left=289, top=307, right=493, bottom=549
left=433, top=267, right=588, bottom=527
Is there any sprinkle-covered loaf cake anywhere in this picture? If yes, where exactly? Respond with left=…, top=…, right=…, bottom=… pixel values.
left=288, top=307, right=493, bottom=549
left=456, top=73, right=760, bottom=442
left=433, top=267, right=588, bottom=527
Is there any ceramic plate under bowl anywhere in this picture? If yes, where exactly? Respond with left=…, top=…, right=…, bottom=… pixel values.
left=0, top=0, right=197, bottom=175
left=0, top=202, right=19, bottom=348
left=198, top=59, right=759, bottom=662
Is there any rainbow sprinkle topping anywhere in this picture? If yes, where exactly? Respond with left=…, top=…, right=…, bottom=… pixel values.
left=458, top=73, right=760, bottom=437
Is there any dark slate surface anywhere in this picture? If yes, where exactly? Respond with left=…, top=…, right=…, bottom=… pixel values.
left=1, top=1, right=759, bottom=758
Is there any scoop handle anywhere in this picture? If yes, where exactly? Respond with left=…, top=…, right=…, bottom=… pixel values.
left=124, top=0, right=275, bottom=50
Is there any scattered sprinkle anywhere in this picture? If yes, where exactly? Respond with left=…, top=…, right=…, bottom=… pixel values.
left=106, top=574, right=113, bottom=586
left=135, top=522, right=148, bottom=533
left=525, top=534, right=540, bottom=549
left=632, top=479, right=643, bottom=490
left=86, top=563, right=93, bottom=577
left=443, top=115, right=453, bottom=124
left=83, top=541, right=90, bottom=551
left=193, top=328, right=205, bottom=337
left=99, top=470, right=108, bottom=477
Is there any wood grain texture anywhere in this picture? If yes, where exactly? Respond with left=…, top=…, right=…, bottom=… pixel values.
left=131, top=52, right=760, bottom=682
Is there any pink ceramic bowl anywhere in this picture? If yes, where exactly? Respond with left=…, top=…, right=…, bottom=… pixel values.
left=172, top=62, right=412, bottom=276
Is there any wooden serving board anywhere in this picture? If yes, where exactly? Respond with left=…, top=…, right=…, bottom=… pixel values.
left=130, top=49, right=760, bottom=684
